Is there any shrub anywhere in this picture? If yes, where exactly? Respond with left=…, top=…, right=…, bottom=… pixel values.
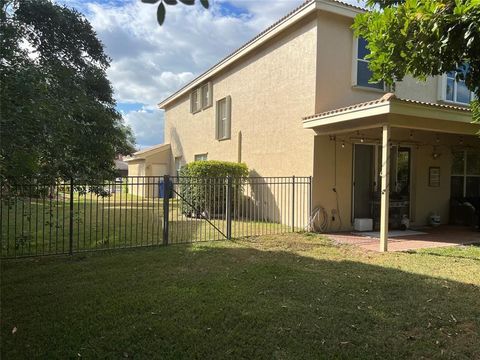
left=178, top=161, right=248, bottom=217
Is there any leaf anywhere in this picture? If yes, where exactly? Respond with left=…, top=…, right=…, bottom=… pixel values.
left=141, top=0, right=160, bottom=3
left=178, top=0, right=195, bottom=5
left=200, top=0, right=209, bottom=9
left=164, top=0, right=177, bottom=4
left=157, top=2, right=166, bottom=25
left=12, top=326, right=17, bottom=334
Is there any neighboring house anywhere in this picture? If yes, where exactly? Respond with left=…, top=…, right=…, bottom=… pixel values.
left=153, top=0, right=479, bottom=244
left=114, top=157, right=129, bottom=177
left=124, top=144, right=172, bottom=197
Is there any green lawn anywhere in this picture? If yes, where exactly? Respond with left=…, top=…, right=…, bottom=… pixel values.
left=1, top=195, right=288, bottom=257
left=1, top=233, right=479, bottom=359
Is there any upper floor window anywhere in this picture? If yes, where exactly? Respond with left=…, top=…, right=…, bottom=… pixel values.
left=190, top=82, right=212, bottom=113
left=440, top=71, right=474, bottom=105
left=215, top=96, right=231, bottom=141
left=194, top=153, right=208, bottom=161
left=354, top=37, right=385, bottom=90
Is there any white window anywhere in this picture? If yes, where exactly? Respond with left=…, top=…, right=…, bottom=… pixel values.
left=451, top=150, right=480, bottom=198
left=215, top=96, right=231, bottom=140
left=439, top=72, right=474, bottom=105
left=190, top=82, right=212, bottom=113
left=194, top=153, right=208, bottom=161
left=353, top=37, right=385, bottom=90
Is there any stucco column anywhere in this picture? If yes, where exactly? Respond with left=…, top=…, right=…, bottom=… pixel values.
left=380, top=124, right=391, bottom=252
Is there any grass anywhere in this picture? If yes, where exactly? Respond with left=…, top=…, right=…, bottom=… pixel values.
left=1, top=194, right=289, bottom=257
left=1, top=233, right=479, bottom=359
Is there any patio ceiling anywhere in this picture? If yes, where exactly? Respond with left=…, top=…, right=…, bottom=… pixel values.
left=303, top=93, right=478, bottom=136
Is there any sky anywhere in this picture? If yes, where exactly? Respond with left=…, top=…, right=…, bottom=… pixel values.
left=60, top=0, right=357, bottom=149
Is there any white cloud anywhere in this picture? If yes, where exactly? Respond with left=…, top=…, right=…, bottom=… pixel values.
left=63, top=0, right=307, bottom=147
left=123, top=109, right=165, bottom=149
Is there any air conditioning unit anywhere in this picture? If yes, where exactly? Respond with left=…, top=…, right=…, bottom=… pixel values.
left=354, top=218, right=373, bottom=232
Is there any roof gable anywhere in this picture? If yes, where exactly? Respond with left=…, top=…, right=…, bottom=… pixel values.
left=157, top=0, right=364, bottom=109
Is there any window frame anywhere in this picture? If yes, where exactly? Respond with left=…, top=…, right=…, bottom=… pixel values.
left=451, top=149, right=480, bottom=197
left=215, top=96, right=231, bottom=141
left=352, top=36, right=387, bottom=92
left=194, top=153, right=208, bottom=162
left=438, top=73, right=475, bottom=105
left=174, top=156, right=183, bottom=176
left=190, top=82, right=212, bottom=114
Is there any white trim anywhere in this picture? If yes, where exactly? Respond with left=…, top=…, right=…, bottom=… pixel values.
left=437, top=73, right=474, bottom=105
left=351, top=35, right=358, bottom=87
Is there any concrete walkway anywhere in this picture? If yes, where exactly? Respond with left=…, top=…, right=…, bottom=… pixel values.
left=325, top=226, right=480, bottom=252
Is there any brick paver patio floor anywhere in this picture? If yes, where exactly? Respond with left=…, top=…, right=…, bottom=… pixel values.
left=325, top=226, right=480, bottom=252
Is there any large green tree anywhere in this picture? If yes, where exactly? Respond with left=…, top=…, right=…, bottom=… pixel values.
left=353, top=0, right=480, bottom=122
left=0, top=0, right=135, bottom=182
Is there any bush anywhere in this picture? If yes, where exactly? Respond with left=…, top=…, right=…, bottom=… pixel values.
left=178, top=161, right=248, bottom=217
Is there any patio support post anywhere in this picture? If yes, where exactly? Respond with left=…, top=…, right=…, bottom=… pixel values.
left=380, top=124, right=391, bottom=252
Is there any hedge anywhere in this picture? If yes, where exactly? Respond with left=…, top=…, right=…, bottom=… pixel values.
left=178, top=161, right=248, bottom=217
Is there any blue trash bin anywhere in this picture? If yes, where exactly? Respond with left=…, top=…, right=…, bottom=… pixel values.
left=158, top=179, right=171, bottom=198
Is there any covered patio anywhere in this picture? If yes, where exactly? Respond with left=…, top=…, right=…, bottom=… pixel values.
left=304, top=93, right=479, bottom=252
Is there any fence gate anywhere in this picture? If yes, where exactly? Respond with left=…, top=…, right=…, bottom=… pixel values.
left=164, top=176, right=230, bottom=244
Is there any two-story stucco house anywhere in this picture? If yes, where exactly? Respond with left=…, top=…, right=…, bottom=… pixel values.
left=127, top=0, right=480, bottom=249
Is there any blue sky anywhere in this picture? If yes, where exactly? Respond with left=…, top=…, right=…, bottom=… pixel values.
left=61, top=0, right=359, bottom=149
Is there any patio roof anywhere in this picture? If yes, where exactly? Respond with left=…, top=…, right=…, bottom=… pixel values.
left=303, top=93, right=477, bottom=136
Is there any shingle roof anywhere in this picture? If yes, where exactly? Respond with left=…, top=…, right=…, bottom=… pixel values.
left=302, top=93, right=471, bottom=121
left=158, top=0, right=364, bottom=108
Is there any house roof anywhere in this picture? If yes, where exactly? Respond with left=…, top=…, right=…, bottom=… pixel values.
left=124, top=143, right=171, bottom=162
left=303, top=93, right=476, bottom=136
left=303, top=93, right=471, bottom=121
left=157, top=0, right=364, bottom=109
left=114, top=159, right=128, bottom=171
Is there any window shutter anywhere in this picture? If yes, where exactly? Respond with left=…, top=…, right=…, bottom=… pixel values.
left=208, top=82, right=213, bottom=107
left=225, top=96, right=231, bottom=139
left=189, top=92, right=194, bottom=113
left=215, top=100, right=220, bottom=140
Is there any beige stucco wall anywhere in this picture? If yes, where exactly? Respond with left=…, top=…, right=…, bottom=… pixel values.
left=164, top=15, right=318, bottom=178
left=313, top=128, right=480, bottom=231
left=314, top=11, right=441, bottom=115
left=161, top=8, right=475, bottom=231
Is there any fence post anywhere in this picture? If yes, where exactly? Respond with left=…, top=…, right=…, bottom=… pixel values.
left=69, top=177, right=74, bottom=255
left=292, top=175, right=295, bottom=232
left=226, top=176, right=232, bottom=240
left=308, top=176, right=313, bottom=231
left=163, top=175, right=170, bottom=245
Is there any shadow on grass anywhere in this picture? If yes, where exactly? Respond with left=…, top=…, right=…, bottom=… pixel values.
left=1, top=239, right=479, bottom=359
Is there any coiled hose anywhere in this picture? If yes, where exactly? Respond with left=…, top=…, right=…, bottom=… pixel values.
left=307, top=206, right=329, bottom=233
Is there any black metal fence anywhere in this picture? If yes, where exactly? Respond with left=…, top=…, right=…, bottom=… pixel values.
left=0, top=176, right=311, bottom=258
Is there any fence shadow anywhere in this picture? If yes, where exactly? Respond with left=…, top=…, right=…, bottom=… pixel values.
left=1, top=240, right=479, bottom=358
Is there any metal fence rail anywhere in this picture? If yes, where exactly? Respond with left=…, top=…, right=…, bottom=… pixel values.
left=0, top=176, right=311, bottom=258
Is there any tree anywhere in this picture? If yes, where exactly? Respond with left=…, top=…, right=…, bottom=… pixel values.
left=141, top=0, right=209, bottom=25
left=352, top=0, right=480, bottom=122
left=0, top=0, right=135, bottom=182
